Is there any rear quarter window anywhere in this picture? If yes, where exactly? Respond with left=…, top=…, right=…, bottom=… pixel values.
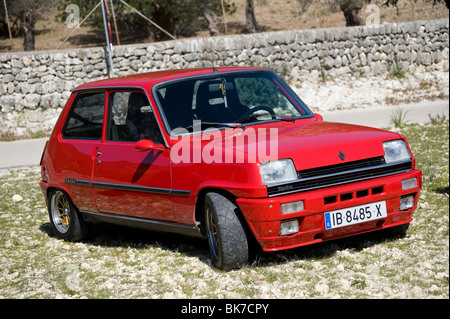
left=62, top=92, right=105, bottom=139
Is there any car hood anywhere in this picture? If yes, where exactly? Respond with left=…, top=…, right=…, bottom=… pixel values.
left=223, top=120, right=402, bottom=171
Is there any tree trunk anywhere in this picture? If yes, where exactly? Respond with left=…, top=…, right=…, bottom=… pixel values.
left=245, top=0, right=260, bottom=33
left=199, top=0, right=220, bottom=36
left=22, top=9, right=35, bottom=51
left=339, top=0, right=364, bottom=27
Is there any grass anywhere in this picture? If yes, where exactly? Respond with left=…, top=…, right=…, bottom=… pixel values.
left=391, top=62, right=406, bottom=79
left=0, top=121, right=448, bottom=299
left=390, top=107, right=409, bottom=127
left=428, top=112, right=448, bottom=125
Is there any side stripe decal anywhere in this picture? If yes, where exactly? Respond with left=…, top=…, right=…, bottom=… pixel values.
left=65, top=178, right=190, bottom=197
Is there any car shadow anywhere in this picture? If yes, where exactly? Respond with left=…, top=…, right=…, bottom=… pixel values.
left=39, top=221, right=211, bottom=262
left=252, top=229, right=407, bottom=268
left=131, top=150, right=160, bottom=183
left=40, top=221, right=405, bottom=270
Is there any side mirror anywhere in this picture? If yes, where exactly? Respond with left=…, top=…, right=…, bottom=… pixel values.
left=314, top=113, right=323, bottom=122
left=135, top=139, right=165, bottom=152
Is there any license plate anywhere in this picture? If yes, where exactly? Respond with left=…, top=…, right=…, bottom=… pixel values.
left=324, top=201, right=387, bottom=230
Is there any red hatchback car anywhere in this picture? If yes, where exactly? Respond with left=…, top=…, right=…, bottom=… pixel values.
left=39, top=67, right=422, bottom=270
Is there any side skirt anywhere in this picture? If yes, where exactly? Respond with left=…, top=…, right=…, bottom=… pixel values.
left=81, top=210, right=205, bottom=239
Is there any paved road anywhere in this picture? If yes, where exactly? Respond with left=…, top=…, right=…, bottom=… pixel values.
left=0, top=137, right=48, bottom=170
left=321, top=99, right=449, bottom=128
left=0, top=100, right=448, bottom=170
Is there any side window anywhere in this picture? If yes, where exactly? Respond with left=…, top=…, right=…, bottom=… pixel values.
left=108, top=91, right=163, bottom=143
left=62, top=92, right=105, bottom=139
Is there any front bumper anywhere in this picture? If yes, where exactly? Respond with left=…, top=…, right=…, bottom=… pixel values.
left=236, top=169, right=422, bottom=251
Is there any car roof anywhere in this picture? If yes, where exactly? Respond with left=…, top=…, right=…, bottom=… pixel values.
left=73, top=66, right=267, bottom=91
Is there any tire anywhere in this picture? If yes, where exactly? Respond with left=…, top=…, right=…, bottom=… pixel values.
left=48, top=189, right=90, bottom=241
left=204, top=192, right=249, bottom=270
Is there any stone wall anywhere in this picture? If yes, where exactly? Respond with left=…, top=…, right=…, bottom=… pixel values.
left=0, top=18, right=448, bottom=113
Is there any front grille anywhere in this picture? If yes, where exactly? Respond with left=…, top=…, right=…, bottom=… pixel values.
left=267, top=157, right=412, bottom=197
left=299, top=157, right=384, bottom=179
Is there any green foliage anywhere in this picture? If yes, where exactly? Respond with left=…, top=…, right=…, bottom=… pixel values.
left=391, top=62, right=406, bottom=78
left=428, top=112, right=448, bottom=124
left=390, top=107, right=409, bottom=127
left=0, top=1, right=58, bottom=30
left=58, top=0, right=189, bottom=40
left=57, top=0, right=235, bottom=41
left=384, top=0, right=449, bottom=10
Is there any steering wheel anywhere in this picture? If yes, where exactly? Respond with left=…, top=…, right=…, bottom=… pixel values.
left=241, top=105, right=276, bottom=118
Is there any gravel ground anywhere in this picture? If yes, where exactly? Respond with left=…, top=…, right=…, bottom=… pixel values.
left=0, top=69, right=448, bottom=301
left=0, top=120, right=448, bottom=300
left=295, top=70, right=449, bottom=112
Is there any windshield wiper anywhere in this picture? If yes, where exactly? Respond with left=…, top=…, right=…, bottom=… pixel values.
left=234, top=114, right=296, bottom=124
left=272, top=115, right=296, bottom=123
left=183, top=121, right=243, bottom=131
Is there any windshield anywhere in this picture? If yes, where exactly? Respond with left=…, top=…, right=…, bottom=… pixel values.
left=153, top=70, right=313, bottom=132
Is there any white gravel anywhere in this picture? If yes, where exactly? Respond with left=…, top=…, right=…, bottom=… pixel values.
left=294, top=69, right=449, bottom=112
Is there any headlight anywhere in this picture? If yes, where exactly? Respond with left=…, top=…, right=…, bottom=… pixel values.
left=260, top=159, right=297, bottom=185
left=383, top=140, right=411, bottom=164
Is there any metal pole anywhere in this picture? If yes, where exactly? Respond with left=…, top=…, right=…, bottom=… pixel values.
left=221, top=0, right=228, bottom=35
left=2, top=0, right=14, bottom=51
left=101, top=0, right=115, bottom=77
left=109, top=0, right=120, bottom=45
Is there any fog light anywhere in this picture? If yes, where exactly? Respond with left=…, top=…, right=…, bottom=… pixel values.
left=402, top=178, right=418, bottom=190
left=400, top=195, right=414, bottom=210
left=281, top=201, right=304, bottom=215
left=280, top=219, right=299, bottom=236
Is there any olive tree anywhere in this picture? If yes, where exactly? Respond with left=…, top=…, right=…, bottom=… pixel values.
left=0, top=0, right=57, bottom=51
left=298, top=0, right=449, bottom=27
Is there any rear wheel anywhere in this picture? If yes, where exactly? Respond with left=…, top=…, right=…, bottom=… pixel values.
left=48, top=189, right=90, bottom=241
left=204, top=192, right=249, bottom=270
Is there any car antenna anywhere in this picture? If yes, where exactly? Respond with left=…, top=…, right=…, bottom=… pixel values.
left=199, top=28, right=219, bottom=72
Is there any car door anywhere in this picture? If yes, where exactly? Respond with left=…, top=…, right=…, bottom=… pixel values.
left=58, top=90, right=106, bottom=213
left=92, top=89, right=175, bottom=221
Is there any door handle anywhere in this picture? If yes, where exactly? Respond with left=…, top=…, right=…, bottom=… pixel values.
left=95, top=151, right=102, bottom=164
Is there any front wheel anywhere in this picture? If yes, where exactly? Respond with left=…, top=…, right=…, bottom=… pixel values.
left=204, top=192, right=249, bottom=270
left=48, top=189, right=90, bottom=241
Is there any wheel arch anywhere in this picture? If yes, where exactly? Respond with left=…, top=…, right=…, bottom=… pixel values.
left=194, top=187, right=255, bottom=242
left=47, top=185, right=67, bottom=197
left=194, top=187, right=235, bottom=233
left=46, top=185, right=76, bottom=209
